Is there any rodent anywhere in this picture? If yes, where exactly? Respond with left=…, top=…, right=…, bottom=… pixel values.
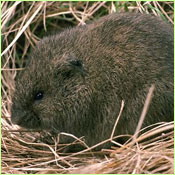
left=11, top=13, right=174, bottom=150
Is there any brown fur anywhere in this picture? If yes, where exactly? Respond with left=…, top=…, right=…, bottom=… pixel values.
left=11, top=13, right=174, bottom=150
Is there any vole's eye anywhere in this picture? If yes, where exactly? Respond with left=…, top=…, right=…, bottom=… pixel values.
left=34, top=91, right=44, bottom=101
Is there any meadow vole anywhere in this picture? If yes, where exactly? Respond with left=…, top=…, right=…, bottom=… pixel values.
left=11, top=13, right=174, bottom=150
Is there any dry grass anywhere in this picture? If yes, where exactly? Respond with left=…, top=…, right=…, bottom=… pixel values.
left=1, top=121, right=174, bottom=174
left=1, top=1, right=174, bottom=174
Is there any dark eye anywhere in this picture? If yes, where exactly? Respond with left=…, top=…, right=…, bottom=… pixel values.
left=34, top=91, right=44, bottom=101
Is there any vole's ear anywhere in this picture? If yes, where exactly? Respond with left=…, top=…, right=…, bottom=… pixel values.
left=53, top=54, right=87, bottom=79
left=67, top=59, right=87, bottom=77
left=68, top=59, right=82, bottom=68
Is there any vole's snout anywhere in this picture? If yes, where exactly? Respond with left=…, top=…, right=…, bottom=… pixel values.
left=11, top=108, right=25, bottom=125
left=11, top=106, right=41, bottom=129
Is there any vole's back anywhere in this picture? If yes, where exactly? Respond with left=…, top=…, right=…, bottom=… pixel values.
left=11, top=13, right=174, bottom=150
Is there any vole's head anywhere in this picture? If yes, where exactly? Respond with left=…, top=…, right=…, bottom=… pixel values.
left=11, top=37, right=89, bottom=134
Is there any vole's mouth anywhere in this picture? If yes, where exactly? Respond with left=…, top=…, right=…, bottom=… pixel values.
left=18, top=116, right=41, bottom=129
left=11, top=111, right=41, bottom=129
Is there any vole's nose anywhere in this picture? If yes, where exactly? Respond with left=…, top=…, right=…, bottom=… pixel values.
left=11, top=106, right=41, bottom=129
left=11, top=108, right=25, bottom=126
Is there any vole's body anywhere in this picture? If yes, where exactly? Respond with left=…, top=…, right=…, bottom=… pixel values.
left=11, top=13, right=174, bottom=149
